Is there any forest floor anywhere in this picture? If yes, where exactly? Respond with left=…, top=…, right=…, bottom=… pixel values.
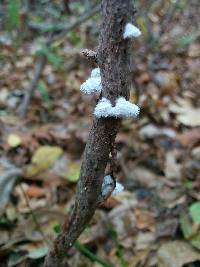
left=0, top=1, right=200, bottom=266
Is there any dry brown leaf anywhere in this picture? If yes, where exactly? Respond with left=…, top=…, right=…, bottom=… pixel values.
left=25, top=185, right=46, bottom=198
left=170, top=98, right=200, bottom=127
left=165, top=151, right=181, bottom=181
left=157, top=241, right=200, bottom=267
left=153, top=71, right=180, bottom=94
left=135, top=208, right=156, bottom=231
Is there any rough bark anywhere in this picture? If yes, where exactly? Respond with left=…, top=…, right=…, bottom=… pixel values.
left=44, top=1, right=135, bottom=266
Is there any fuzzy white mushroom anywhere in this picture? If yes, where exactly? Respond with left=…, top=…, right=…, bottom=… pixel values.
left=80, top=68, right=102, bottom=94
left=101, top=175, right=114, bottom=197
left=94, top=98, right=112, bottom=118
left=123, top=23, right=141, bottom=39
left=94, top=97, right=140, bottom=118
left=112, top=182, right=124, bottom=196
left=101, top=175, right=124, bottom=197
left=80, top=77, right=102, bottom=94
left=91, top=67, right=100, bottom=78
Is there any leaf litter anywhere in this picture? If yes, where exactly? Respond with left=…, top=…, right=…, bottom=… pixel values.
left=0, top=0, right=200, bottom=266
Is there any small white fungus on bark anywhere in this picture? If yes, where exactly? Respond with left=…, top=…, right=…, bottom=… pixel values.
left=80, top=77, right=102, bottom=94
left=94, top=97, right=140, bottom=118
left=102, top=175, right=124, bottom=197
left=112, top=182, right=124, bottom=196
left=123, top=23, right=141, bottom=39
left=80, top=68, right=102, bottom=94
left=91, top=68, right=101, bottom=78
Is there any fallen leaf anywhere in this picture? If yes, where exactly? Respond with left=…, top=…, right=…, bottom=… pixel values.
left=25, top=185, right=46, bottom=198
left=177, top=129, right=200, bottom=147
left=65, top=161, right=81, bottom=182
left=153, top=71, right=179, bottom=94
left=7, top=134, right=22, bottom=148
left=25, top=146, right=63, bottom=177
left=28, top=244, right=48, bottom=259
left=170, top=98, right=200, bottom=127
left=140, top=124, right=176, bottom=139
left=23, top=209, right=65, bottom=242
left=165, top=151, right=181, bottom=181
left=157, top=241, right=200, bottom=267
left=135, top=208, right=156, bottom=231
left=190, top=202, right=200, bottom=224
left=135, top=232, right=155, bottom=250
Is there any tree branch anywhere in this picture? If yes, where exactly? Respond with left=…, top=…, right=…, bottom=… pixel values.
left=44, top=1, right=135, bottom=266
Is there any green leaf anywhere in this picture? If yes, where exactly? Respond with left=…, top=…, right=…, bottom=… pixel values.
left=177, top=32, right=199, bottom=48
left=7, top=0, right=21, bottom=31
left=180, top=211, right=193, bottom=239
left=190, top=235, right=200, bottom=250
left=53, top=223, right=61, bottom=234
left=68, top=30, right=82, bottom=47
left=38, top=45, right=64, bottom=70
left=190, top=202, right=200, bottom=224
left=180, top=210, right=200, bottom=250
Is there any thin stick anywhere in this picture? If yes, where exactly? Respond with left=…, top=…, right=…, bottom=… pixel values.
left=17, top=52, right=47, bottom=117
left=19, top=183, right=50, bottom=246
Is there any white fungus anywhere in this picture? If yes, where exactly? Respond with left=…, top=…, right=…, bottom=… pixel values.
left=101, top=175, right=124, bottom=197
left=101, top=175, right=114, bottom=197
left=112, top=182, right=124, bottom=196
left=94, top=97, right=140, bottom=118
left=91, top=67, right=100, bottom=78
left=123, top=23, right=141, bottom=39
left=80, top=77, right=102, bottom=94
left=80, top=68, right=102, bottom=94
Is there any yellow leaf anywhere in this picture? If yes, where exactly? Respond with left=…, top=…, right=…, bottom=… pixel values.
left=65, top=161, right=81, bottom=182
left=7, top=134, right=22, bottom=147
left=25, top=146, right=63, bottom=177
left=136, top=17, right=147, bottom=34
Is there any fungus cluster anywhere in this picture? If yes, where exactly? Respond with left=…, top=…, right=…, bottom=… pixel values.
left=80, top=67, right=102, bottom=94
left=94, top=97, right=140, bottom=118
left=79, top=23, right=141, bottom=196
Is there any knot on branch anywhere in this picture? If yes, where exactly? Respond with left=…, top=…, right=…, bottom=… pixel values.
left=81, top=49, right=97, bottom=63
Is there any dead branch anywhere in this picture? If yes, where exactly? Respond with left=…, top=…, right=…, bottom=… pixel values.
left=17, top=51, right=47, bottom=117
left=43, top=0, right=135, bottom=266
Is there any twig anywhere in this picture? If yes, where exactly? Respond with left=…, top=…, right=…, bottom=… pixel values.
left=0, top=168, right=22, bottom=215
left=18, top=4, right=101, bottom=118
left=29, top=4, right=100, bottom=33
left=19, top=183, right=50, bottom=246
left=17, top=52, right=47, bottom=117
left=44, top=1, right=135, bottom=266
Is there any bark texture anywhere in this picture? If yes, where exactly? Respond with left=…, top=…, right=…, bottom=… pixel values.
left=44, top=1, right=135, bottom=266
